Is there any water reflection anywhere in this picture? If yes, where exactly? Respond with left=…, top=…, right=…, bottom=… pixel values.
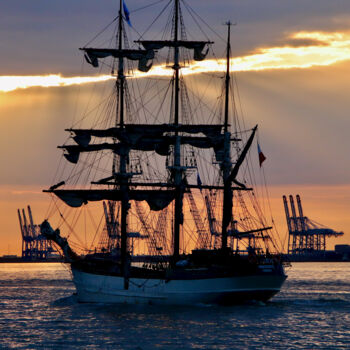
left=0, top=262, right=350, bottom=349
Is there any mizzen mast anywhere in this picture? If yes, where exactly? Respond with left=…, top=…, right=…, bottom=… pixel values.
left=221, top=21, right=233, bottom=250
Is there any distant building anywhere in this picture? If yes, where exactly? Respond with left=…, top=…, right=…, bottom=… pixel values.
left=335, top=245, right=350, bottom=254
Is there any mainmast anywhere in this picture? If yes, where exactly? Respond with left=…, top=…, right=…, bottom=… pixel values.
left=173, top=0, right=182, bottom=261
left=117, top=0, right=129, bottom=283
left=221, top=22, right=232, bottom=250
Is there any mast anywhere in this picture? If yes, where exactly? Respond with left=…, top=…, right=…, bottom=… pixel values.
left=173, top=0, right=181, bottom=261
left=117, top=0, right=129, bottom=281
left=118, top=0, right=125, bottom=127
left=174, top=0, right=180, bottom=126
left=221, top=22, right=232, bottom=250
left=51, top=0, right=215, bottom=263
left=224, top=22, right=231, bottom=133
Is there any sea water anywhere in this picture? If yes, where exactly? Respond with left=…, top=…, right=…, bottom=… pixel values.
left=0, top=262, right=350, bottom=349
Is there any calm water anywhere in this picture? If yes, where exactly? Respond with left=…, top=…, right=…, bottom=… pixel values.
left=0, top=262, right=350, bottom=349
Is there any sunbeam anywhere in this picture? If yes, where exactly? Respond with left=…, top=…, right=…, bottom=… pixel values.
left=1, top=31, right=350, bottom=93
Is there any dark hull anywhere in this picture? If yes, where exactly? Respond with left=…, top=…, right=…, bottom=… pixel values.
left=70, top=252, right=287, bottom=305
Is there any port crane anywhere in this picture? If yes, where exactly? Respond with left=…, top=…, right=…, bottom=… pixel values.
left=17, top=205, right=55, bottom=260
left=283, top=195, right=343, bottom=255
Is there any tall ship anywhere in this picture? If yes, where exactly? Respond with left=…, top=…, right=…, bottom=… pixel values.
left=41, top=0, right=287, bottom=305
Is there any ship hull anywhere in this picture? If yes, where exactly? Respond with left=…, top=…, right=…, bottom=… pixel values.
left=71, top=267, right=286, bottom=305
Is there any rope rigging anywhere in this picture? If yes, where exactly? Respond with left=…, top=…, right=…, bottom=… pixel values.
left=43, top=0, right=283, bottom=258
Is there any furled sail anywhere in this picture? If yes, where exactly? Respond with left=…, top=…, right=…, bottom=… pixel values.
left=63, top=124, right=232, bottom=163
left=60, top=143, right=127, bottom=164
left=50, top=189, right=176, bottom=211
left=60, top=134, right=226, bottom=163
left=136, top=40, right=213, bottom=61
left=81, top=48, right=154, bottom=71
left=68, top=124, right=225, bottom=141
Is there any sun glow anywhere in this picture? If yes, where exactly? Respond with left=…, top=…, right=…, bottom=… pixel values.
left=0, top=74, right=112, bottom=93
left=1, top=31, right=350, bottom=93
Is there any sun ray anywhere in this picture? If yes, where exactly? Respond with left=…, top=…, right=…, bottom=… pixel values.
left=1, top=31, right=350, bottom=93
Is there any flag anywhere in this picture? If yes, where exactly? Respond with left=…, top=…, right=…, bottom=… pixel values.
left=257, top=143, right=266, bottom=167
left=123, top=1, right=132, bottom=27
left=197, top=172, right=202, bottom=192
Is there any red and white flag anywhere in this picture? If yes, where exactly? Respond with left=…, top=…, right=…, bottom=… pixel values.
left=257, top=143, right=266, bottom=167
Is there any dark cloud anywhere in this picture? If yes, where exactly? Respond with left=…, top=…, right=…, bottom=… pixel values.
left=1, top=0, right=350, bottom=74
left=281, top=38, right=328, bottom=48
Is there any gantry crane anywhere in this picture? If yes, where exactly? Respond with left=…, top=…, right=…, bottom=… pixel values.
left=283, top=195, right=343, bottom=255
left=17, top=205, right=55, bottom=260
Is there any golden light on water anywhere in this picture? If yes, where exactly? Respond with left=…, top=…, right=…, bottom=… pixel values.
left=1, top=31, right=350, bottom=93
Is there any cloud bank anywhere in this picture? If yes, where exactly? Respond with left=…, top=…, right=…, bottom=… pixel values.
left=1, top=31, right=350, bottom=93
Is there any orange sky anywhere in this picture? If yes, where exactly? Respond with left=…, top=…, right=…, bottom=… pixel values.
left=1, top=1, right=350, bottom=256
left=1, top=63, right=350, bottom=256
left=1, top=184, right=349, bottom=256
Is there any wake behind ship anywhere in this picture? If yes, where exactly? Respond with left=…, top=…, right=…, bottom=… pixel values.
left=40, top=0, right=287, bottom=305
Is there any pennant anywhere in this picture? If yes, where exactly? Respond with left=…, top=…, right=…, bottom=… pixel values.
left=257, top=143, right=266, bottom=167
left=123, top=1, right=132, bottom=27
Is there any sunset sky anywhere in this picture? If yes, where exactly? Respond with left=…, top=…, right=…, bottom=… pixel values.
left=1, top=0, right=350, bottom=255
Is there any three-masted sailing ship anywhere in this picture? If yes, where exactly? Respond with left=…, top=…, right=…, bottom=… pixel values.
left=41, top=0, right=287, bottom=304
